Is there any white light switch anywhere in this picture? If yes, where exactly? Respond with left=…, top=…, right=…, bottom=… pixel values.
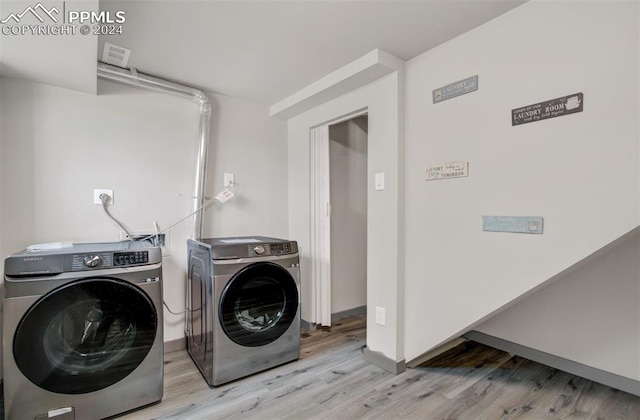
left=375, top=172, right=385, bottom=191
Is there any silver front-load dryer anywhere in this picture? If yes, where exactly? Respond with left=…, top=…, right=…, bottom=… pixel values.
left=2, top=241, right=163, bottom=419
left=187, top=236, right=300, bottom=386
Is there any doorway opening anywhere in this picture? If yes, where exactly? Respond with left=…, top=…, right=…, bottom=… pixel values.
left=310, top=113, right=368, bottom=328
left=329, top=116, right=368, bottom=323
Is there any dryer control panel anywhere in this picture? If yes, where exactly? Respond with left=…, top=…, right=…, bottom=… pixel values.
left=201, top=236, right=298, bottom=260
left=248, top=242, right=292, bottom=257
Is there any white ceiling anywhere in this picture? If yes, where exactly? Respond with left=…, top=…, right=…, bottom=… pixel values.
left=99, top=0, right=528, bottom=107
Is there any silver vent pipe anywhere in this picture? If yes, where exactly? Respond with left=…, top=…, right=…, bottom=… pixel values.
left=97, top=62, right=211, bottom=239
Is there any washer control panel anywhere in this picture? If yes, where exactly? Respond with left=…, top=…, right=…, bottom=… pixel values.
left=4, top=242, right=162, bottom=277
left=71, top=251, right=149, bottom=270
left=114, top=251, right=149, bottom=266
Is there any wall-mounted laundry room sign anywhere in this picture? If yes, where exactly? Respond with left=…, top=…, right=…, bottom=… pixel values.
left=433, top=75, right=478, bottom=104
left=512, top=92, right=583, bottom=126
left=425, top=161, right=469, bottom=181
left=482, top=216, right=544, bottom=234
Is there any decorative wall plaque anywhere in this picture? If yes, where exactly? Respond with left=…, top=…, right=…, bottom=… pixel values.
left=433, top=75, right=478, bottom=104
left=482, top=216, right=544, bottom=234
left=425, top=161, right=469, bottom=181
left=512, top=93, right=583, bottom=126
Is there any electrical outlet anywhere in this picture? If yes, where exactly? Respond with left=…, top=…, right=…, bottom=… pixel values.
left=375, top=306, right=386, bottom=326
left=375, top=173, right=385, bottom=191
left=94, top=189, right=114, bottom=205
left=224, top=172, right=235, bottom=187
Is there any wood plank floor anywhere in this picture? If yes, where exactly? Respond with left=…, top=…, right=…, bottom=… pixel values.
left=117, top=316, right=640, bottom=419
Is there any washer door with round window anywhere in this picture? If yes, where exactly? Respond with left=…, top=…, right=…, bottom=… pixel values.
left=12, top=278, right=158, bottom=395
left=219, top=262, right=299, bottom=347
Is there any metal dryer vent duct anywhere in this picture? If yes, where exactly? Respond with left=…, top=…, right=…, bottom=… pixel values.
left=96, top=62, right=211, bottom=240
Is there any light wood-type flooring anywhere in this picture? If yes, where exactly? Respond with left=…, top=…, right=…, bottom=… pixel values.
left=117, top=316, right=640, bottom=419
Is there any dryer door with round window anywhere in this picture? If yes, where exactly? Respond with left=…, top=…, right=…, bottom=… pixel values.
left=219, top=262, right=299, bottom=347
left=12, top=278, right=158, bottom=394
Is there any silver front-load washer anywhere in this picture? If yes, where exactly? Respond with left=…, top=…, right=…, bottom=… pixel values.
left=3, top=241, right=163, bottom=419
left=187, top=236, right=300, bottom=386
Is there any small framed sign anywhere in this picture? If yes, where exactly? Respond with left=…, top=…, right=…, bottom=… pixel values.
left=482, top=216, right=544, bottom=234
left=512, top=93, right=583, bottom=126
left=433, top=76, right=478, bottom=104
left=426, top=161, right=469, bottom=181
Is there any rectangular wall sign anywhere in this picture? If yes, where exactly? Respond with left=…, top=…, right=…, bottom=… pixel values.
left=512, top=92, right=583, bottom=126
left=482, top=216, right=544, bottom=234
left=426, top=161, right=469, bottom=181
left=433, top=75, right=478, bottom=104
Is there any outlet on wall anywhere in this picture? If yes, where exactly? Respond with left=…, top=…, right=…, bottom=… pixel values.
left=374, top=173, right=385, bottom=191
left=94, top=189, right=114, bottom=205
left=224, top=172, right=235, bottom=187
left=375, top=306, right=386, bottom=326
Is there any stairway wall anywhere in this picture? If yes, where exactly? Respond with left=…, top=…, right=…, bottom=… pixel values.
left=404, top=0, right=639, bottom=362
left=475, top=229, right=639, bottom=382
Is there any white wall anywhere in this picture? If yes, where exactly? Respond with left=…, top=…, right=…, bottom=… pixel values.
left=0, top=77, right=288, bottom=351
left=288, top=71, right=405, bottom=362
left=404, top=0, right=639, bottom=363
left=201, top=93, right=289, bottom=239
left=476, top=230, right=639, bottom=381
left=329, top=117, right=368, bottom=314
